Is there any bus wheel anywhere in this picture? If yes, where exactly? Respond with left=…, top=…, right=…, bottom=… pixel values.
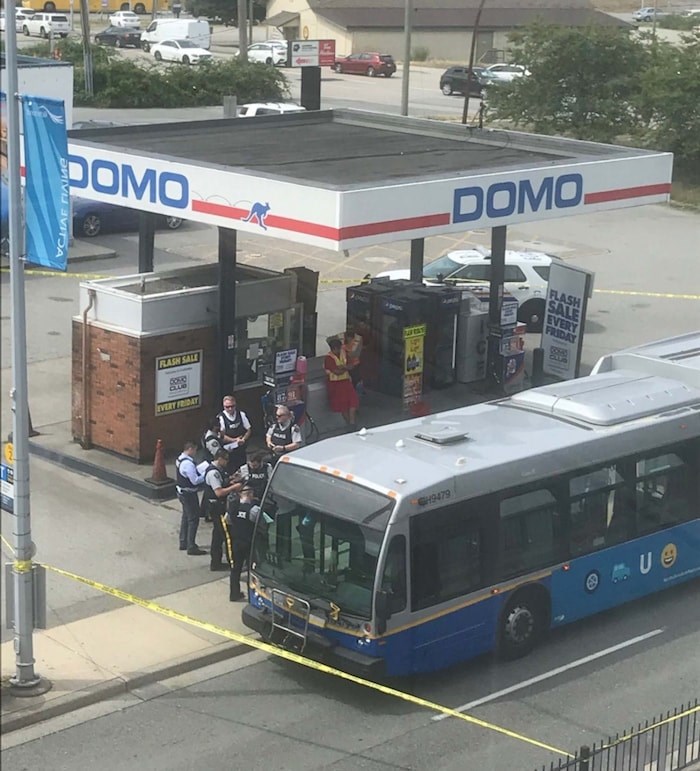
left=44, top=1, right=56, bottom=10
left=134, top=2, right=146, bottom=12
left=498, top=589, right=548, bottom=660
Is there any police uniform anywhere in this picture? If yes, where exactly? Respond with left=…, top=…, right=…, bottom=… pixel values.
left=266, top=420, right=302, bottom=464
left=203, top=462, right=231, bottom=569
left=227, top=497, right=258, bottom=600
left=201, top=429, right=223, bottom=462
left=218, top=408, right=251, bottom=473
left=175, top=453, right=204, bottom=553
left=238, top=461, right=272, bottom=503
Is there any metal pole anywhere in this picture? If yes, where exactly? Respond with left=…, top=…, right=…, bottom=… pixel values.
left=462, top=0, right=487, bottom=125
left=400, top=0, right=412, bottom=116
left=237, top=0, right=248, bottom=60
left=70, top=0, right=74, bottom=33
left=4, top=0, right=40, bottom=688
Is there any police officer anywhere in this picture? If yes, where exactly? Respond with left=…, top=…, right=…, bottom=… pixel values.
left=217, top=394, right=252, bottom=474
left=226, top=486, right=259, bottom=601
left=203, top=450, right=242, bottom=571
left=201, top=417, right=224, bottom=462
left=176, top=440, right=206, bottom=555
left=238, top=450, right=273, bottom=503
left=265, top=404, right=302, bottom=462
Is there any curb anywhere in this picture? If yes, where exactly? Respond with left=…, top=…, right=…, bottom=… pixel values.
left=28, top=440, right=177, bottom=501
left=0, top=640, right=250, bottom=734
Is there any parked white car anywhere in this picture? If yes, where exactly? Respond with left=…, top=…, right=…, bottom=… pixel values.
left=237, top=102, right=306, bottom=117
left=22, top=12, right=70, bottom=38
left=245, top=41, right=288, bottom=65
left=141, top=18, right=211, bottom=51
left=15, top=9, right=36, bottom=31
left=108, top=10, right=141, bottom=28
left=151, top=39, right=212, bottom=64
left=478, top=63, right=528, bottom=85
left=376, top=248, right=559, bottom=331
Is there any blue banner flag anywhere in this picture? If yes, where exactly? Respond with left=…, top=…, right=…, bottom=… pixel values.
left=21, top=95, right=69, bottom=271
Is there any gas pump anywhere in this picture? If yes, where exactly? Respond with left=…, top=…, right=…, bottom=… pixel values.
left=413, top=285, right=460, bottom=389
left=261, top=349, right=308, bottom=426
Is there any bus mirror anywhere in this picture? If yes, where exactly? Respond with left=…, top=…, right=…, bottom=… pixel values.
left=375, top=589, right=391, bottom=634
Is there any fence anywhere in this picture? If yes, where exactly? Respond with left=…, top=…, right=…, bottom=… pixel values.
left=538, top=699, right=699, bottom=771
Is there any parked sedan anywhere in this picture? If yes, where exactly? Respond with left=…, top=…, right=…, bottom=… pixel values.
left=95, top=25, right=142, bottom=48
left=72, top=198, right=183, bottom=238
left=151, top=39, right=212, bottom=64
left=439, top=65, right=485, bottom=96
left=333, top=52, right=396, bottom=77
left=108, top=10, right=141, bottom=28
left=632, top=6, right=667, bottom=21
left=246, top=41, right=288, bottom=65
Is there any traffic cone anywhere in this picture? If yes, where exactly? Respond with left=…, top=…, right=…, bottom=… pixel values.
left=145, top=439, right=171, bottom=486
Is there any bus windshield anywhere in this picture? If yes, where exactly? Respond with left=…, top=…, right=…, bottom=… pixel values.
left=251, top=465, right=394, bottom=618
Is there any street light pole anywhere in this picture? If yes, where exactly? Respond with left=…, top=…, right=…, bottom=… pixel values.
left=237, top=0, right=248, bottom=60
left=461, top=0, right=487, bottom=125
left=400, top=0, right=412, bottom=116
left=4, top=0, right=40, bottom=689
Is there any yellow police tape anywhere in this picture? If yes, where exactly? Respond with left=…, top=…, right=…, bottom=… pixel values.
left=2, top=267, right=698, bottom=300
left=0, top=531, right=569, bottom=756
left=601, top=703, right=700, bottom=751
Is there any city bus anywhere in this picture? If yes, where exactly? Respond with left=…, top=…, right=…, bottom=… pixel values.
left=21, top=0, right=157, bottom=14
left=242, top=332, right=700, bottom=677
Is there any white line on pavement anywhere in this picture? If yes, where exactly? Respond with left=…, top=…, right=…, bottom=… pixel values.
left=431, top=628, right=665, bottom=722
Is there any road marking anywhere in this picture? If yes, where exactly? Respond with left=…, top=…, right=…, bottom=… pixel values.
left=431, top=629, right=664, bottom=722
left=0, top=536, right=571, bottom=758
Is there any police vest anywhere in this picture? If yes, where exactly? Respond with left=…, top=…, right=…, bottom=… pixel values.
left=202, top=430, right=222, bottom=461
left=203, top=464, right=229, bottom=504
left=269, top=422, right=293, bottom=448
left=175, top=454, right=199, bottom=493
left=244, top=466, right=270, bottom=500
left=219, top=410, right=246, bottom=439
left=230, top=500, right=256, bottom=541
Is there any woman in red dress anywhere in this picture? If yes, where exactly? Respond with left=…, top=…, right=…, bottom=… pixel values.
left=324, top=338, right=359, bottom=429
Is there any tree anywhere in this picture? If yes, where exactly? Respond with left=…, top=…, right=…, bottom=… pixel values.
left=637, top=31, right=700, bottom=174
left=485, top=24, right=652, bottom=144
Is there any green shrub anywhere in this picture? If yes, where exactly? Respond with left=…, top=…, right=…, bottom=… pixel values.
left=658, top=14, right=698, bottom=30
left=22, top=47, right=289, bottom=107
left=412, top=46, right=430, bottom=61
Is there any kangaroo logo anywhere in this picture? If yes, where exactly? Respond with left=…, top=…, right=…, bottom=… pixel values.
left=243, top=201, right=271, bottom=230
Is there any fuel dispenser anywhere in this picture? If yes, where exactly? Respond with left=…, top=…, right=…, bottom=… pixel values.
left=413, top=285, right=460, bottom=389
left=376, top=288, right=429, bottom=397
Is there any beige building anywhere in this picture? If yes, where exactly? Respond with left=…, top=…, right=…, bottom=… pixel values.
left=264, top=0, right=627, bottom=63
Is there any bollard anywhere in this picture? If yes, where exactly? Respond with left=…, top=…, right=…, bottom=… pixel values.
left=145, top=438, right=170, bottom=485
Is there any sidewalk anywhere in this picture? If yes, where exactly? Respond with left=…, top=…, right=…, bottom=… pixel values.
left=0, top=578, right=256, bottom=734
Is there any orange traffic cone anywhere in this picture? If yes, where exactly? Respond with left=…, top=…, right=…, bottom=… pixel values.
left=145, top=439, right=171, bottom=485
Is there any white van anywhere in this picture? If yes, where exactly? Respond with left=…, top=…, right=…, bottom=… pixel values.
left=141, top=18, right=210, bottom=51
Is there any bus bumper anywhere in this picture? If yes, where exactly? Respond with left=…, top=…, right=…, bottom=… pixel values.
left=242, top=604, right=385, bottom=680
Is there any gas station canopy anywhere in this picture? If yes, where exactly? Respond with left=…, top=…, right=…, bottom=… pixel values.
left=68, top=109, right=673, bottom=251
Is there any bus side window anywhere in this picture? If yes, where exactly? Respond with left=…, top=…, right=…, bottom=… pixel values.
left=568, top=466, right=625, bottom=556
left=635, top=452, right=690, bottom=534
left=499, top=489, right=561, bottom=578
left=381, top=535, right=407, bottom=613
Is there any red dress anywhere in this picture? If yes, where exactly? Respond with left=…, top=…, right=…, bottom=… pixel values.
left=324, top=352, right=359, bottom=413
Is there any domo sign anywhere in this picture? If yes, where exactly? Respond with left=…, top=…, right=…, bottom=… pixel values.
left=68, top=153, right=190, bottom=211
left=452, top=173, right=583, bottom=224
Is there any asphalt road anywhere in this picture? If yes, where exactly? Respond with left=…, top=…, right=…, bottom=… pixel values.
left=2, top=578, right=698, bottom=769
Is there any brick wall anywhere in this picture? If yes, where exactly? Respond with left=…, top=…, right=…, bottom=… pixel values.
left=72, top=321, right=219, bottom=462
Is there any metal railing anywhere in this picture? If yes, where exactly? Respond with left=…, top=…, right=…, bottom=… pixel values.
left=537, top=699, right=699, bottom=771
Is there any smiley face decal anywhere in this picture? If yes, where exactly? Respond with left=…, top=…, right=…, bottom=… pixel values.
left=661, top=543, right=677, bottom=569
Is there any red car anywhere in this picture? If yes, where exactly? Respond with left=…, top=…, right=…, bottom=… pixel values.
left=332, top=52, right=396, bottom=77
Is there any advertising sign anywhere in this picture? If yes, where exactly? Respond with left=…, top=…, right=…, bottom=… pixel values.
left=403, top=324, right=426, bottom=408
left=21, top=95, right=69, bottom=271
left=288, top=39, right=335, bottom=67
left=155, top=350, right=203, bottom=415
left=275, top=348, right=298, bottom=375
left=541, top=262, right=594, bottom=380
left=1, top=462, right=13, bottom=514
